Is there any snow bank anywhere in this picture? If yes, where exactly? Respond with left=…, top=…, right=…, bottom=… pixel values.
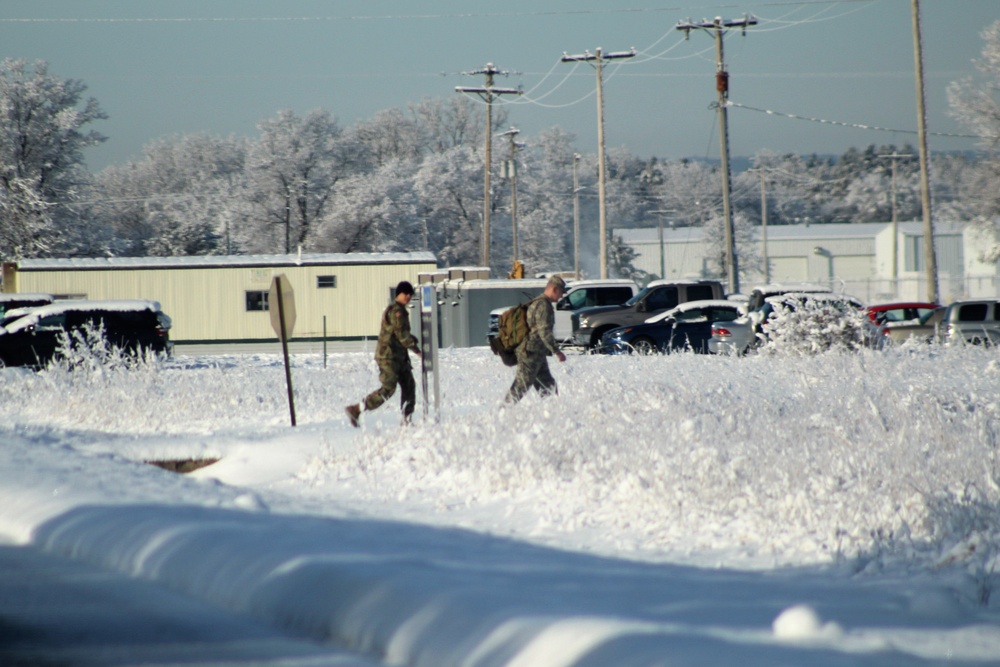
left=2, top=344, right=1000, bottom=664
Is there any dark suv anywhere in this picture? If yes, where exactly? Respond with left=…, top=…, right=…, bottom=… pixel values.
left=571, top=280, right=725, bottom=349
left=0, top=300, right=172, bottom=368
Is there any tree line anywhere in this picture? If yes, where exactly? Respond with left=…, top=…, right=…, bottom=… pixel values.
left=2, top=22, right=999, bottom=281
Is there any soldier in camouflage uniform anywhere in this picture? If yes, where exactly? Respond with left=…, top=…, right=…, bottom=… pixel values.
left=506, top=275, right=567, bottom=403
left=345, top=281, right=421, bottom=427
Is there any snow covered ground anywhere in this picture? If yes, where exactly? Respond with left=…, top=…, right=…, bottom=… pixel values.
left=2, top=341, right=1000, bottom=665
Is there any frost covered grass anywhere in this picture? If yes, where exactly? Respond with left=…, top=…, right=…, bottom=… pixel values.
left=2, top=341, right=999, bottom=589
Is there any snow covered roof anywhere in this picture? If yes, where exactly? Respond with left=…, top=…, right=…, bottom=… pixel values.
left=14, top=251, right=438, bottom=272
left=0, top=293, right=53, bottom=302
left=1, top=300, right=162, bottom=334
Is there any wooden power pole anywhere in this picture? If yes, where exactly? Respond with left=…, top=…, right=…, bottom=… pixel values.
left=456, top=64, right=521, bottom=270
left=911, top=0, right=939, bottom=303
left=562, top=47, right=636, bottom=279
left=677, top=15, right=756, bottom=295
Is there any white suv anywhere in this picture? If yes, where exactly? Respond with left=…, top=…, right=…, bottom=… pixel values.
left=942, top=299, right=1000, bottom=346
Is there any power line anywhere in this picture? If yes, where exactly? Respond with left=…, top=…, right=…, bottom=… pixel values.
left=726, top=100, right=992, bottom=139
left=0, top=2, right=879, bottom=24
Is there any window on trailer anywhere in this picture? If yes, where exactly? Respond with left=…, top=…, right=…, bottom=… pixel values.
left=246, top=290, right=269, bottom=311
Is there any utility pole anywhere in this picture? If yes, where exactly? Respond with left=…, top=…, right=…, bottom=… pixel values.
left=456, top=63, right=521, bottom=269
left=573, top=153, right=581, bottom=279
left=910, top=0, right=939, bottom=303
left=677, top=15, right=756, bottom=295
left=562, top=47, right=636, bottom=279
left=500, top=127, right=524, bottom=265
left=878, top=152, right=915, bottom=291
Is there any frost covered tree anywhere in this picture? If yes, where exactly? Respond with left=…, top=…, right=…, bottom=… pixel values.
left=498, top=127, right=576, bottom=276
left=948, top=19, right=1000, bottom=261
left=649, top=159, right=722, bottom=229
left=315, top=159, right=421, bottom=253
left=409, top=96, right=498, bottom=154
left=91, top=134, right=247, bottom=256
left=412, top=145, right=483, bottom=266
left=244, top=109, right=349, bottom=254
left=0, top=59, right=106, bottom=259
left=348, top=108, right=422, bottom=169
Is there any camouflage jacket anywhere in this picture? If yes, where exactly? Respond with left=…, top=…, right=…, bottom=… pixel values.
left=520, top=295, right=560, bottom=357
left=375, top=301, right=418, bottom=364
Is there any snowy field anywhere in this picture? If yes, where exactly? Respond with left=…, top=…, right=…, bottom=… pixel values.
left=2, top=342, right=1000, bottom=665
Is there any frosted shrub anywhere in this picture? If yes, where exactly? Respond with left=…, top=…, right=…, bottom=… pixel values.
left=47, top=321, right=161, bottom=375
left=760, top=296, right=869, bottom=356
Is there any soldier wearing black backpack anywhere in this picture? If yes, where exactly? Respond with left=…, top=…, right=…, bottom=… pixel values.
left=506, top=275, right=567, bottom=403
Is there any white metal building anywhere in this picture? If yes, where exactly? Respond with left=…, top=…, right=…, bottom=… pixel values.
left=617, top=221, right=998, bottom=303
left=2, top=252, right=437, bottom=345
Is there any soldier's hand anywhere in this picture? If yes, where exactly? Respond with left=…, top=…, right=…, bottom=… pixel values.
left=556, top=351, right=567, bottom=363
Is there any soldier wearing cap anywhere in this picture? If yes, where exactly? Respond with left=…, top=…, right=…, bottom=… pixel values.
left=346, top=280, right=421, bottom=427
left=506, top=275, right=568, bottom=403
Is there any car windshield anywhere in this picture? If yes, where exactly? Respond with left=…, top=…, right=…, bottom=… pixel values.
left=624, top=287, right=652, bottom=307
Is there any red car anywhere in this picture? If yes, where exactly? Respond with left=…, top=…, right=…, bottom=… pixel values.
left=866, top=302, right=940, bottom=326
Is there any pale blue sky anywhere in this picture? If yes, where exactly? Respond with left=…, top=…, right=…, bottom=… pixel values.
left=1, top=0, right=996, bottom=170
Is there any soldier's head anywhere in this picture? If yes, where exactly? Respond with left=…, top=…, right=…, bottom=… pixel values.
left=544, top=275, right=567, bottom=302
left=394, top=280, right=415, bottom=305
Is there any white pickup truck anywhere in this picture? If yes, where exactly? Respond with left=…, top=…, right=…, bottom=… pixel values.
left=488, top=279, right=639, bottom=346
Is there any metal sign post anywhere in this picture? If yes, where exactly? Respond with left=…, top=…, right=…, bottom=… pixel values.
left=419, top=284, right=440, bottom=421
left=269, top=274, right=297, bottom=427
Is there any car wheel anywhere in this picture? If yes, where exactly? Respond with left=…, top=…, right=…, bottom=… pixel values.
left=631, top=337, right=657, bottom=355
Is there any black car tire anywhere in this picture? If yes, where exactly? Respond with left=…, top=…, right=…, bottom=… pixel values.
left=631, top=337, right=657, bottom=355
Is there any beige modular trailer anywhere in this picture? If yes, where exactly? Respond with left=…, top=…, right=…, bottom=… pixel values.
left=2, top=252, right=437, bottom=344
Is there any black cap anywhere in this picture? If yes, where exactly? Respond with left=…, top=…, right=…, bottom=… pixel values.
left=396, top=280, right=415, bottom=296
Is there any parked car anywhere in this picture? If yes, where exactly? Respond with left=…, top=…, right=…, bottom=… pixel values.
left=600, top=300, right=747, bottom=354
left=554, top=279, right=638, bottom=342
left=878, top=306, right=947, bottom=345
left=0, top=300, right=172, bottom=368
left=708, top=284, right=833, bottom=355
left=0, top=293, right=53, bottom=318
left=866, top=301, right=940, bottom=327
left=941, top=299, right=1000, bottom=346
left=864, top=302, right=942, bottom=345
left=572, top=279, right=725, bottom=349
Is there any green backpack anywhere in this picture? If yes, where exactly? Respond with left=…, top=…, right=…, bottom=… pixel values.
left=490, top=302, right=531, bottom=365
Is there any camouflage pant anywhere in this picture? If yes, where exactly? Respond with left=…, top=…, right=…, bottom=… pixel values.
left=364, top=359, right=416, bottom=417
left=506, top=352, right=557, bottom=403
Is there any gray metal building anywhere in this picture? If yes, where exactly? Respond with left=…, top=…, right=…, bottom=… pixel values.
left=617, top=221, right=997, bottom=302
